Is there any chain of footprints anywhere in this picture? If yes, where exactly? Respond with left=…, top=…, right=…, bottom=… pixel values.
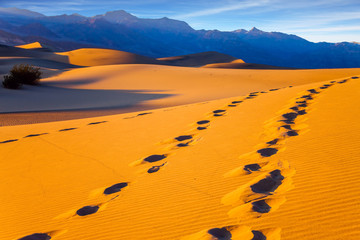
left=14, top=77, right=359, bottom=240
left=186, top=77, right=357, bottom=240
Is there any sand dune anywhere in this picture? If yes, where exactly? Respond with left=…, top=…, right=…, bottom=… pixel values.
left=157, top=51, right=239, bottom=67
left=57, top=48, right=161, bottom=66
left=2, top=64, right=360, bottom=119
left=1, top=75, right=359, bottom=239
left=202, top=59, right=293, bottom=69
left=16, top=41, right=44, bottom=49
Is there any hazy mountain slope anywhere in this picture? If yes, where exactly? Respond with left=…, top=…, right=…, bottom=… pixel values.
left=0, top=8, right=360, bottom=68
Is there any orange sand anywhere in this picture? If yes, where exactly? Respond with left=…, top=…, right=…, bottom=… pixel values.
left=1, top=45, right=360, bottom=240
left=1, top=74, right=359, bottom=239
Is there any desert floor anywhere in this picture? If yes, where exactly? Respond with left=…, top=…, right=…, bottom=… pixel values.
left=1, top=45, right=360, bottom=239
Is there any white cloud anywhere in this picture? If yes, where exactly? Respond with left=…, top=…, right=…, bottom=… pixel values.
left=173, top=0, right=270, bottom=19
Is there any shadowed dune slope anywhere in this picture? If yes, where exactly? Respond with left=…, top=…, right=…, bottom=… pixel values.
left=0, top=76, right=359, bottom=240
left=57, top=48, right=161, bottom=66
left=157, top=51, right=239, bottom=67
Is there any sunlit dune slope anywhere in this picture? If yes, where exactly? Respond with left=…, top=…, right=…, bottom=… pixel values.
left=44, top=64, right=360, bottom=109
left=157, top=51, right=239, bottom=67
left=16, top=42, right=44, bottom=49
left=0, top=76, right=359, bottom=240
left=57, top=48, right=161, bottom=66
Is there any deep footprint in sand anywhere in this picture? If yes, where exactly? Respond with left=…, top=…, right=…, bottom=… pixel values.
left=175, top=135, right=193, bottom=141
left=104, top=182, right=128, bottom=195
left=24, top=133, right=48, bottom=138
left=137, top=112, right=152, bottom=116
left=286, top=130, right=299, bottom=137
left=197, top=120, right=210, bottom=125
left=251, top=170, right=284, bottom=194
left=252, top=199, right=271, bottom=213
left=244, top=164, right=261, bottom=173
left=148, top=162, right=166, bottom=173
left=307, top=89, right=319, bottom=94
left=232, top=101, right=243, bottom=104
left=76, top=205, right=100, bottom=216
left=0, top=139, right=18, bottom=144
left=18, top=233, right=51, bottom=240
left=143, top=154, right=167, bottom=163
left=59, top=128, right=77, bottom=132
left=266, top=138, right=279, bottom=145
left=282, top=112, right=298, bottom=122
left=252, top=230, right=267, bottom=240
left=208, top=227, right=232, bottom=240
left=257, top=148, right=278, bottom=157
left=213, top=109, right=226, bottom=117
left=88, top=121, right=107, bottom=125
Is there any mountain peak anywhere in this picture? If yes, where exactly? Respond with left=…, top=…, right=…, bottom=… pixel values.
left=0, top=7, right=45, bottom=18
left=249, top=27, right=263, bottom=33
left=97, top=10, right=138, bottom=23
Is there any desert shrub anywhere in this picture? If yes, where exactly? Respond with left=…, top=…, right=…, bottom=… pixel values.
left=2, top=74, right=22, bottom=89
left=3, top=64, right=42, bottom=88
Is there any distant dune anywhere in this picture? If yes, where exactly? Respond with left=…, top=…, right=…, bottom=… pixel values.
left=202, top=59, right=294, bottom=69
left=157, top=51, right=239, bottom=67
left=16, top=41, right=43, bottom=49
left=0, top=44, right=75, bottom=75
left=57, top=48, right=161, bottom=66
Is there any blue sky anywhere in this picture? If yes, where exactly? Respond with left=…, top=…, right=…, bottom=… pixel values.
left=1, top=0, right=360, bottom=43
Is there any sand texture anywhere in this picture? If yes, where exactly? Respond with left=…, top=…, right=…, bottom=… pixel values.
left=1, top=73, right=360, bottom=239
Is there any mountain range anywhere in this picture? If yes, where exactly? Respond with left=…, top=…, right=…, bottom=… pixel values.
left=1, top=7, right=360, bottom=69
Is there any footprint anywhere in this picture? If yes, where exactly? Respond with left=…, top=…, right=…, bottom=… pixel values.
left=208, top=227, right=232, bottom=240
left=282, top=112, right=298, bottom=122
left=228, top=104, right=237, bottom=107
left=18, top=233, right=51, bottom=240
left=148, top=162, right=166, bottom=173
left=286, top=130, right=299, bottom=137
left=143, top=154, right=167, bottom=163
left=297, top=110, right=307, bottom=115
left=338, top=80, right=348, bottom=84
left=269, top=88, right=279, bottom=91
left=24, top=133, right=48, bottom=138
left=137, top=112, right=152, bottom=116
left=307, top=89, right=319, bottom=94
left=252, top=200, right=271, bottom=213
left=213, top=109, right=226, bottom=117
left=175, top=135, right=193, bottom=141
left=297, top=103, right=308, bottom=108
left=197, top=120, right=210, bottom=125
left=197, top=120, right=210, bottom=130
left=280, top=125, right=292, bottom=130
left=104, top=182, right=128, bottom=195
left=300, top=94, right=313, bottom=100
left=352, top=76, right=359, bottom=79
left=177, top=141, right=192, bottom=147
left=232, top=101, right=243, bottom=104
left=266, top=138, right=279, bottom=145
left=244, top=164, right=261, bottom=173
left=257, top=148, right=278, bottom=157
left=250, top=170, right=284, bottom=194
left=76, top=205, right=100, bottom=216
left=0, top=139, right=18, bottom=144
left=290, top=106, right=299, bottom=111
left=59, top=128, right=77, bottom=132
left=251, top=230, right=266, bottom=240
left=88, top=121, right=107, bottom=125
